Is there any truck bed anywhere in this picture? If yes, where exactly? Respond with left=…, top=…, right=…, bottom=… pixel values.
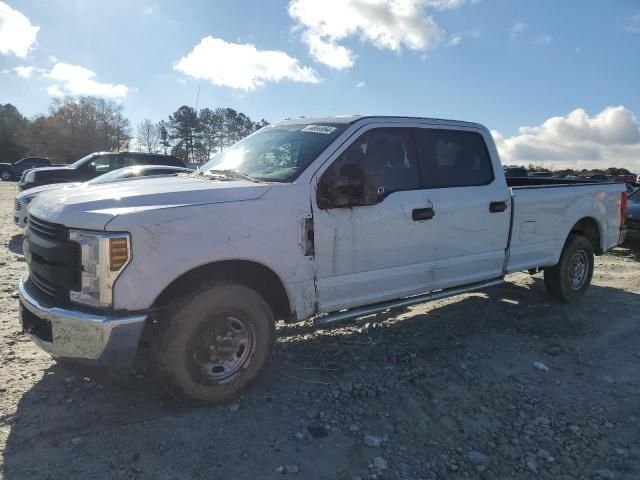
left=506, top=180, right=624, bottom=273
left=506, top=177, right=614, bottom=188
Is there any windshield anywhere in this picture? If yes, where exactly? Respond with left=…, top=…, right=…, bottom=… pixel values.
left=70, top=153, right=96, bottom=168
left=87, top=167, right=133, bottom=184
left=200, top=123, right=347, bottom=181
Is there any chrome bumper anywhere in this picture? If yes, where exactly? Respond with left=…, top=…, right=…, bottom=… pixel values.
left=18, top=275, right=147, bottom=368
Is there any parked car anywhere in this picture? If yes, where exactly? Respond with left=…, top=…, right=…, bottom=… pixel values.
left=504, top=167, right=528, bottom=177
left=13, top=165, right=193, bottom=228
left=615, top=174, right=638, bottom=186
left=529, top=171, right=553, bottom=178
left=0, top=157, right=53, bottom=181
left=18, top=151, right=186, bottom=190
left=586, top=174, right=609, bottom=182
left=18, top=115, right=628, bottom=404
left=626, top=188, right=640, bottom=240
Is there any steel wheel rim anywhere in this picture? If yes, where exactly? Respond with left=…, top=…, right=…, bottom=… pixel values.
left=189, top=314, right=255, bottom=384
left=568, top=250, right=588, bottom=290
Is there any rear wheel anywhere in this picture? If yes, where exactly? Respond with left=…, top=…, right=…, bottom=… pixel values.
left=154, top=282, right=275, bottom=404
left=544, top=234, right=594, bottom=303
left=1, top=170, right=12, bottom=181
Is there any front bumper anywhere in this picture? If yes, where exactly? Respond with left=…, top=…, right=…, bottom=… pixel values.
left=18, top=182, right=33, bottom=191
left=18, top=275, right=147, bottom=368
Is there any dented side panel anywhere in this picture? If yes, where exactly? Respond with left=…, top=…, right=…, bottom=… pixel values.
left=107, top=183, right=318, bottom=320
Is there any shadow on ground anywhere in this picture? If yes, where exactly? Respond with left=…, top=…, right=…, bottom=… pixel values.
left=3, top=278, right=640, bottom=479
left=7, top=234, right=23, bottom=255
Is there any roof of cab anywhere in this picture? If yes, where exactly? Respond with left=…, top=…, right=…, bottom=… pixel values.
left=273, top=115, right=486, bottom=130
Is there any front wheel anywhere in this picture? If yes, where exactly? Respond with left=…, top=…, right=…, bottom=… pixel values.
left=154, top=282, right=275, bottom=404
left=0, top=170, right=13, bottom=181
left=544, top=234, right=594, bottom=303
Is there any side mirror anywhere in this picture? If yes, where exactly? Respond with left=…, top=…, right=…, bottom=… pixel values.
left=317, top=172, right=384, bottom=209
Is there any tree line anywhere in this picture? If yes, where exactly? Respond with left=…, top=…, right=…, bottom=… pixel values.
left=136, top=106, right=268, bottom=163
left=0, top=97, right=268, bottom=165
left=506, top=164, right=633, bottom=177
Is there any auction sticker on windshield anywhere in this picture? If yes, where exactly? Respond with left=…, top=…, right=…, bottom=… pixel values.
left=301, top=125, right=337, bottom=134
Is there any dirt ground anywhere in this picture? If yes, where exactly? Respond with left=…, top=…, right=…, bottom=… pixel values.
left=0, top=180, right=639, bottom=480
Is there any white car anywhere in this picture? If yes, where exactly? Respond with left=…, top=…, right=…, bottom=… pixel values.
left=19, top=115, right=628, bottom=404
left=13, top=165, right=192, bottom=228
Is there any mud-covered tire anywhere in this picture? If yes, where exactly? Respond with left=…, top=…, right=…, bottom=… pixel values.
left=544, top=234, right=594, bottom=303
left=154, top=282, right=275, bottom=404
left=0, top=170, right=13, bottom=181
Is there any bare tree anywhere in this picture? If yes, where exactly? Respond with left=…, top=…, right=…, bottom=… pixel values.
left=23, top=96, right=131, bottom=162
left=136, top=119, right=159, bottom=153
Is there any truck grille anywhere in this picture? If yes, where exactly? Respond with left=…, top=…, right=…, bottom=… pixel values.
left=28, top=215, right=68, bottom=241
left=15, top=198, right=23, bottom=212
left=26, top=214, right=79, bottom=302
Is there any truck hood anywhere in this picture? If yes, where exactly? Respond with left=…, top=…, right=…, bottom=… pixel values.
left=29, top=166, right=75, bottom=175
left=17, top=182, right=81, bottom=200
left=28, top=175, right=271, bottom=230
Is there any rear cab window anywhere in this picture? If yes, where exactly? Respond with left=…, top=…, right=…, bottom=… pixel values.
left=414, top=128, right=494, bottom=188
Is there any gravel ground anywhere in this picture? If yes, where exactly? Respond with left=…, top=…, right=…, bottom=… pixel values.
left=0, top=180, right=639, bottom=480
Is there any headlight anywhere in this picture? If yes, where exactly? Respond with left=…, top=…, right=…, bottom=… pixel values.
left=23, top=170, right=36, bottom=184
left=23, top=195, right=36, bottom=205
left=69, top=230, right=131, bottom=308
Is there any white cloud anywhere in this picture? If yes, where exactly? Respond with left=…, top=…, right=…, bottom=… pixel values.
left=174, top=36, right=320, bottom=91
left=510, top=21, right=527, bottom=38
left=492, top=106, right=640, bottom=171
left=356, top=81, right=365, bottom=88
left=446, top=33, right=463, bottom=46
left=13, top=65, right=35, bottom=78
left=47, top=85, right=64, bottom=96
left=626, top=11, right=640, bottom=33
left=288, top=0, right=468, bottom=70
left=536, top=35, right=553, bottom=45
left=0, top=1, right=39, bottom=57
left=48, top=55, right=58, bottom=63
left=47, top=63, right=129, bottom=98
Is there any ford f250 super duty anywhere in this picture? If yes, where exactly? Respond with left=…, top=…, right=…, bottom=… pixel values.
left=18, top=116, right=628, bottom=403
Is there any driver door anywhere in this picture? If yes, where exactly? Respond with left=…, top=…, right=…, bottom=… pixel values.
left=312, top=126, right=436, bottom=313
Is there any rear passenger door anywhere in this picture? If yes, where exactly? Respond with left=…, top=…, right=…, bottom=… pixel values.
left=413, top=127, right=510, bottom=289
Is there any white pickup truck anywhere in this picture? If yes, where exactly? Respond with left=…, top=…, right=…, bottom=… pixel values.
left=19, top=116, right=628, bottom=403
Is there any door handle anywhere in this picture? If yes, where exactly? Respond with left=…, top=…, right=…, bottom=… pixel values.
left=412, top=207, right=435, bottom=221
left=489, top=201, right=507, bottom=213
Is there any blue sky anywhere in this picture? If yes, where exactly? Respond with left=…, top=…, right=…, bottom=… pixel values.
left=1, top=0, right=640, bottom=170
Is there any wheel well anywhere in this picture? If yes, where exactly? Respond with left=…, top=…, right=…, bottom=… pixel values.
left=151, top=260, right=293, bottom=322
left=570, top=217, right=602, bottom=255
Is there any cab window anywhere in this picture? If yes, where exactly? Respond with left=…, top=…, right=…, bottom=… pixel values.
left=318, top=128, right=419, bottom=208
left=414, top=128, right=494, bottom=188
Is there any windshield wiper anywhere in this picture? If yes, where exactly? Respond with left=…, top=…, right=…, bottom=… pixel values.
left=204, top=169, right=261, bottom=183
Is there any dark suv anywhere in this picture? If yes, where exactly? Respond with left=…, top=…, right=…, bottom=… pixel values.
left=19, top=152, right=185, bottom=190
left=0, top=157, right=52, bottom=181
